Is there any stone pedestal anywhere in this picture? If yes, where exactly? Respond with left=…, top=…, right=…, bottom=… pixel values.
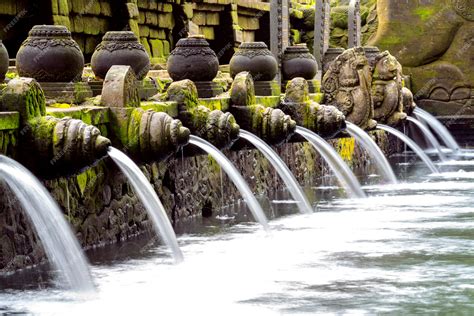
left=88, top=79, right=158, bottom=100
left=282, top=79, right=320, bottom=93
left=39, top=82, right=93, bottom=104
left=194, top=81, right=223, bottom=98
left=254, top=80, right=281, bottom=96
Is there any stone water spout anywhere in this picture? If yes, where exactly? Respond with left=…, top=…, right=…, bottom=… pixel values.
left=161, top=79, right=240, bottom=150
left=229, top=72, right=296, bottom=145
left=101, top=65, right=190, bottom=162
left=322, top=47, right=377, bottom=131
left=1, top=77, right=110, bottom=178
left=279, top=77, right=346, bottom=139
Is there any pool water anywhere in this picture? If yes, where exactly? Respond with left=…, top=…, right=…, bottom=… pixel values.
left=0, top=157, right=473, bottom=315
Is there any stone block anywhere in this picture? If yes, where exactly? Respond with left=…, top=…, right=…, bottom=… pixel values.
left=129, top=19, right=140, bottom=38
left=200, top=26, right=215, bottom=40
left=140, top=38, right=152, bottom=57
left=72, top=15, right=84, bottom=33
left=149, top=39, right=164, bottom=58
left=162, top=40, right=170, bottom=56
left=70, top=0, right=85, bottom=14
left=238, top=15, right=260, bottom=30
left=145, top=11, right=158, bottom=26
left=52, top=15, right=71, bottom=30
left=100, top=1, right=112, bottom=17
left=137, top=0, right=148, bottom=9
left=126, top=3, right=139, bottom=19
left=157, top=3, right=173, bottom=12
left=0, top=1, right=17, bottom=15
left=206, top=12, right=220, bottom=25
left=158, top=13, right=174, bottom=29
left=183, top=3, right=193, bottom=19
left=149, top=0, right=158, bottom=10
left=137, top=10, right=145, bottom=24
left=192, top=11, right=206, bottom=25
left=82, top=17, right=102, bottom=35
left=58, top=0, right=70, bottom=16
left=139, top=25, right=150, bottom=37
left=101, top=65, right=140, bottom=109
left=149, top=28, right=167, bottom=39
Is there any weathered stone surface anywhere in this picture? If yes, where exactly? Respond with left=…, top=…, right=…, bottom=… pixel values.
left=323, top=47, right=376, bottom=130
left=230, top=71, right=256, bottom=106
left=101, top=65, right=140, bottom=108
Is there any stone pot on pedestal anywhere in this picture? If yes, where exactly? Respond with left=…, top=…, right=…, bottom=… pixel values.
left=16, top=25, right=92, bottom=104
left=229, top=42, right=280, bottom=96
left=167, top=35, right=222, bottom=98
left=91, top=31, right=150, bottom=80
left=282, top=44, right=318, bottom=93
left=0, top=40, right=9, bottom=82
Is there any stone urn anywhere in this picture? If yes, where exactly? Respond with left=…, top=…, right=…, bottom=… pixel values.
left=91, top=31, right=150, bottom=80
left=230, top=42, right=278, bottom=81
left=282, top=44, right=317, bottom=80
left=322, top=47, right=344, bottom=75
left=167, top=35, right=219, bottom=82
left=16, top=25, right=84, bottom=82
left=0, top=40, right=8, bottom=82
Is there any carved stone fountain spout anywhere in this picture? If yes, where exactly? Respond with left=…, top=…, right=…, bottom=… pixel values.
left=322, top=47, right=377, bottom=131
left=229, top=72, right=296, bottom=145
left=164, top=79, right=240, bottom=150
left=101, top=65, right=190, bottom=162
left=0, top=78, right=110, bottom=178
left=280, top=77, right=346, bottom=139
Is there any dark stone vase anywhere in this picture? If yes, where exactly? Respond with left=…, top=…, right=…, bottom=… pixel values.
left=322, top=47, right=344, bottom=75
left=282, top=44, right=317, bottom=80
left=91, top=31, right=150, bottom=80
left=229, top=42, right=278, bottom=81
left=16, top=25, right=84, bottom=82
left=0, top=40, right=8, bottom=82
left=167, top=35, right=219, bottom=82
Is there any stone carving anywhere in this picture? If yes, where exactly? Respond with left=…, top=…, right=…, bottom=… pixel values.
left=91, top=31, right=151, bottom=80
left=101, top=65, right=140, bottom=109
left=1, top=78, right=110, bottom=178
left=229, top=72, right=296, bottom=145
left=16, top=25, right=84, bottom=82
left=280, top=77, right=346, bottom=138
left=371, top=51, right=407, bottom=126
left=369, top=0, right=472, bottom=116
left=165, top=80, right=240, bottom=149
left=322, top=47, right=377, bottom=130
left=0, top=40, right=8, bottom=82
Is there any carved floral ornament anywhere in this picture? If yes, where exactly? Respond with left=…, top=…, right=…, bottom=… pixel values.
left=451, top=0, right=473, bottom=21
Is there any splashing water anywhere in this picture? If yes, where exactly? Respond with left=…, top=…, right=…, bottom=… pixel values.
left=346, top=122, right=397, bottom=184
left=377, top=124, right=439, bottom=174
left=0, top=155, right=94, bottom=292
left=295, top=126, right=366, bottom=198
left=414, top=107, right=460, bottom=153
left=189, top=135, right=269, bottom=230
left=406, top=116, right=446, bottom=161
left=239, top=130, right=313, bottom=214
left=108, top=147, right=184, bottom=263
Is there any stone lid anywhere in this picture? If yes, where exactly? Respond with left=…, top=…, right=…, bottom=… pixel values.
left=239, top=42, right=268, bottom=49
left=102, top=31, right=138, bottom=42
left=28, top=25, right=71, bottom=38
left=175, top=36, right=210, bottom=47
left=284, top=44, right=310, bottom=53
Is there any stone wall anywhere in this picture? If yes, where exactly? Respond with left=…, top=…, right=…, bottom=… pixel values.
left=0, top=131, right=401, bottom=272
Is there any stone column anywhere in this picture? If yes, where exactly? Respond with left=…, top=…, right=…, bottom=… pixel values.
left=313, top=0, right=330, bottom=80
left=348, top=0, right=361, bottom=48
left=270, top=0, right=290, bottom=84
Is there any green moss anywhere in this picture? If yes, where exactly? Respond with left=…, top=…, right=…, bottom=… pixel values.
left=336, top=138, right=355, bottom=163
left=0, top=112, right=20, bottom=131
left=255, top=96, right=280, bottom=108
left=413, top=7, right=437, bottom=21
left=141, top=101, right=178, bottom=117
left=49, top=103, right=72, bottom=109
